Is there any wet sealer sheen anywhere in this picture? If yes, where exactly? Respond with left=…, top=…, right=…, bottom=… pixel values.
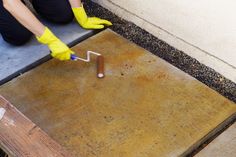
left=70, top=51, right=105, bottom=78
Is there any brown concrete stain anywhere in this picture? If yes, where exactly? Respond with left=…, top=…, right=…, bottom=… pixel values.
left=0, top=29, right=236, bottom=157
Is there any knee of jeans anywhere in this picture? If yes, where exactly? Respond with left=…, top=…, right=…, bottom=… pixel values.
left=52, top=11, right=74, bottom=24
left=3, top=30, right=32, bottom=46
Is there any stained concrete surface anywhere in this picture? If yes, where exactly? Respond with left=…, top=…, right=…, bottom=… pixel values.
left=0, top=20, right=92, bottom=84
left=0, top=29, right=236, bottom=157
left=83, top=0, right=236, bottom=103
left=195, top=122, right=236, bottom=157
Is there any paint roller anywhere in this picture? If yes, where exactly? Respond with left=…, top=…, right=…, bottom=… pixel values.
left=70, top=51, right=105, bottom=78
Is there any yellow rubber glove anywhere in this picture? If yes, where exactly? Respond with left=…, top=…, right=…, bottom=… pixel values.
left=36, top=27, right=74, bottom=61
left=72, top=5, right=112, bottom=29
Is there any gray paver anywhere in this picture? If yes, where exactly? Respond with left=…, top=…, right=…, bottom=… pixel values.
left=195, top=122, right=236, bottom=157
left=0, top=20, right=92, bottom=83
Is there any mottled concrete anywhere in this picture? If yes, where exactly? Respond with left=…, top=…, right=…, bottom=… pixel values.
left=195, top=122, right=236, bottom=157
left=83, top=0, right=236, bottom=103
left=0, top=30, right=235, bottom=157
left=0, top=19, right=92, bottom=84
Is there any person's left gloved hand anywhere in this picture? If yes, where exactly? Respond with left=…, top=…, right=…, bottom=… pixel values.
left=36, top=27, right=74, bottom=61
left=72, top=5, right=112, bottom=29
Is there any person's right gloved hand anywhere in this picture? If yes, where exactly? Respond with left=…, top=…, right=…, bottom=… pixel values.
left=72, top=5, right=112, bottom=29
left=36, top=27, right=74, bottom=61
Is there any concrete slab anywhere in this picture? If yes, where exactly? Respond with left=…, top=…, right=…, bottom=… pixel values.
left=0, top=20, right=92, bottom=84
left=195, top=122, right=236, bottom=157
left=0, top=29, right=235, bottom=157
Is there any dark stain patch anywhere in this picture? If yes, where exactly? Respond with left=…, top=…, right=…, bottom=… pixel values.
left=104, top=115, right=114, bottom=123
left=153, top=72, right=169, bottom=80
left=28, top=125, right=38, bottom=136
left=124, top=64, right=133, bottom=70
left=148, top=59, right=156, bottom=63
left=83, top=0, right=236, bottom=103
left=136, top=75, right=152, bottom=82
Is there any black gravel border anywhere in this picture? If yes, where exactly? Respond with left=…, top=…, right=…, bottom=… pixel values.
left=83, top=0, right=236, bottom=104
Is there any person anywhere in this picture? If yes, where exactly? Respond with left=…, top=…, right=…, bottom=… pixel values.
left=0, top=0, right=112, bottom=60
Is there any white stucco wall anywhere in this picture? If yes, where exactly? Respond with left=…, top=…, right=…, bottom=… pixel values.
left=93, top=0, right=236, bottom=82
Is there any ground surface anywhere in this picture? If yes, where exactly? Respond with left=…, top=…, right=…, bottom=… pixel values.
left=0, top=1, right=236, bottom=156
left=0, top=30, right=235, bottom=157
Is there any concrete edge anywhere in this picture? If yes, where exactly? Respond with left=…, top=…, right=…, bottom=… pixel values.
left=183, top=113, right=236, bottom=157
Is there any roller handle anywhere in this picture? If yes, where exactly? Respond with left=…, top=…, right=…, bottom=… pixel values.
left=70, top=54, right=105, bottom=79
left=70, top=54, right=78, bottom=61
